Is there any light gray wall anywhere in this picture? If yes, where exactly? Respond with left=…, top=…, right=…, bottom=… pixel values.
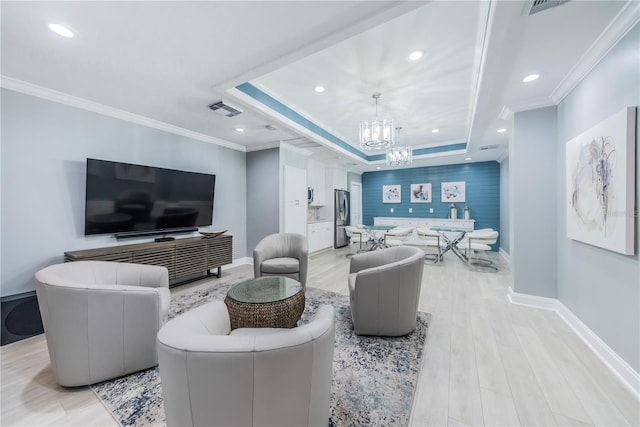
left=246, top=148, right=279, bottom=256
left=499, top=157, right=510, bottom=255
left=556, top=24, right=639, bottom=372
left=1, top=89, right=247, bottom=297
left=510, top=106, right=558, bottom=298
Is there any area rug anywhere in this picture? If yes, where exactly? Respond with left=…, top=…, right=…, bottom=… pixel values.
left=91, top=276, right=430, bottom=427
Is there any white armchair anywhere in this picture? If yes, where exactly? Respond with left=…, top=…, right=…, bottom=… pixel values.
left=35, top=261, right=170, bottom=387
left=345, top=225, right=367, bottom=255
left=157, top=301, right=335, bottom=427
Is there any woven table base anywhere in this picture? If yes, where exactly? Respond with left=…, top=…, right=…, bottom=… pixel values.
left=224, top=291, right=305, bottom=329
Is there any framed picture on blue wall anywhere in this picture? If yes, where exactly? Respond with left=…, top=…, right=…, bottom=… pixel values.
left=410, top=183, right=431, bottom=203
left=441, top=181, right=465, bottom=202
left=382, top=185, right=401, bottom=203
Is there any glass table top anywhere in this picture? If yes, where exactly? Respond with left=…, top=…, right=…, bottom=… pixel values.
left=227, top=276, right=302, bottom=303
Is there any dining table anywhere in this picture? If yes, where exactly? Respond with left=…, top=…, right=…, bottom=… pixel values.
left=430, top=225, right=474, bottom=262
left=361, top=224, right=396, bottom=251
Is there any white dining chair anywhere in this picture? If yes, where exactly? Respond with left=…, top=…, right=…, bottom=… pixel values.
left=345, top=225, right=368, bottom=256
left=457, top=229, right=499, bottom=272
left=383, top=227, right=414, bottom=247
left=416, top=227, right=445, bottom=263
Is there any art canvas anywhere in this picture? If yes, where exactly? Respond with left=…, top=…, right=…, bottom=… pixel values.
left=441, top=181, right=465, bottom=203
left=382, top=185, right=401, bottom=203
left=566, top=106, right=636, bottom=255
left=410, top=183, right=432, bottom=203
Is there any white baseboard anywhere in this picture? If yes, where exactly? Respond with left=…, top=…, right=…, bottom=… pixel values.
left=499, top=248, right=511, bottom=264
left=228, top=257, right=252, bottom=269
left=508, top=287, right=640, bottom=397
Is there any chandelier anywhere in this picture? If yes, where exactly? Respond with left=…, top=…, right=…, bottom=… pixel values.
left=386, top=127, right=412, bottom=166
left=359, top=92, right=395, bottom=150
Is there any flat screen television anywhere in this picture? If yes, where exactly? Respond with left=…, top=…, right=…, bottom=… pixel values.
left=84, top=158, right=216, bottom=237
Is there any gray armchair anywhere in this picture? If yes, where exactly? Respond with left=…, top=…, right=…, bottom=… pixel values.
left=253, top=233, right=309, bottom=287
left=35, top=261, right=170, bottom=387
left=348, top=246, right=425, bottom=336
left=157, top=300, right=335, bottom=427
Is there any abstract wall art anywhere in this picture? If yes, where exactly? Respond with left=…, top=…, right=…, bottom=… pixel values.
left=382, top=185, right=401, bottom=203
left=566, top=106, right=636, bottom=255
left=410, top=183, right=432, bottom=203
left=441, top=181, right=465, bottom=203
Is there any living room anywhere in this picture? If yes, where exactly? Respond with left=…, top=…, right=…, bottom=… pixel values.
left=1, top=1, right=639, bottom=426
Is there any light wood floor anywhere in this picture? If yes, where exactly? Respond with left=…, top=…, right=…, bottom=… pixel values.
left=1, top=247, right=638, bottom=426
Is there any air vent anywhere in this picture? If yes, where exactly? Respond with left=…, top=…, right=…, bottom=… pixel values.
left=208, top=101, right=242, bottom=118
left=285, top=137, right=323, bottom=149
left=521, top=0, right=570, bottom=16
left=479, top=144, right=500, bottom=151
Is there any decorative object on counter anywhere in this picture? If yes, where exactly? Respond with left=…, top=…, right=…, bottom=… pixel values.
left=441, top=181, right=466, bottom=203
left=464, top=206, right=470, bottom=220
left=449, top=203, right=458, bottom=219
left=360, top=92, right=395, bottom=150
left=566, top=106, right=636, bottom=255
left=386, top=127, right=412, bottom=166
left=199, top=229, right=227, bottom=238
left=410, top=183, right=432, bottom=203
left=382, top=184, right=401, bottom=203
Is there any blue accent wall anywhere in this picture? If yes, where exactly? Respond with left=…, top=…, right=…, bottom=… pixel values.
left=362, top=161, right=500, bottom=249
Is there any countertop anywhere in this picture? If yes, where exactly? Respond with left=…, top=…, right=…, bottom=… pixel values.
left=307, top=219, right=333, bottom=224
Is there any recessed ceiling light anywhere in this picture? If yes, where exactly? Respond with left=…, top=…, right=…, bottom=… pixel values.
left=465, top=157, right=472, bottom=161
left=497, top=128, right=507, bottom=133
left=431, top=129, right=439, bottom=133
left=48, top=23, right=74, bottom=38
left=235, top=128, right=244, bottom=132
left=376, top=166, right=381, bottom=170
left=408, top=50, right=424, bottom=61
left=522, top=73, right=539, bottom=83
left=314, top=86, right=325, bottom=93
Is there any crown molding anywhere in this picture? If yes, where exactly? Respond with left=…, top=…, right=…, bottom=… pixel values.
left=509, top=96, right=556, bottom=113
left=0, top=76, right=245, bottom=152
left=551, top=1, right=640, bottom=104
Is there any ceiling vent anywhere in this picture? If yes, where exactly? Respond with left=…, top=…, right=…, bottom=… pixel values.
left=208, top=101, right=242, bottom=118
left=479, top=144, right=500, bottom=151
left=285, top=137, right=323, bottom=149
left=521, top=0, right=570, bottom=16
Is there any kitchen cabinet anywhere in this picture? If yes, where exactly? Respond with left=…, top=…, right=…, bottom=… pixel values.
left=284, top=165, right=307, bottom=235
left=307, top=160, right=326, bottom=206
left=307, top=221, right=333, bottom=253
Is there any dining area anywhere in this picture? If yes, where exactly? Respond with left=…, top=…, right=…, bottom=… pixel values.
left=345, top=221, right=500, bottom=272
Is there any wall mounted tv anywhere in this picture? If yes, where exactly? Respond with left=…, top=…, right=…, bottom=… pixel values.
left=85, top=158, right=216, bottom=237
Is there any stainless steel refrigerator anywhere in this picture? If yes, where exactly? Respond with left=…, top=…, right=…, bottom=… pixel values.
left=334, top=189, right=350, bottom=248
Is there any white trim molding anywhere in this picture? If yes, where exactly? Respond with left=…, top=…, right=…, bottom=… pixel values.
left=551, top=1, right=640, bottom=104
left=228, top=257, right=252, bottom=269
left=0, top=76, right=245, bottom=152
left=499, top=248, right=511, bottom=264
left=508, top=287, right=640, bottom=397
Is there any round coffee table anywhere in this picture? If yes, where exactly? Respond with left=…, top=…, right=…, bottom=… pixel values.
left=224, top=276, right=305, bottom=330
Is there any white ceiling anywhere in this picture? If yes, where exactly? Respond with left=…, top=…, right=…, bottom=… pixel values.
left=1, top=1, right=636, bottom=173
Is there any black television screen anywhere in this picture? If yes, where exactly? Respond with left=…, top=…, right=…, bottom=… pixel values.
left=84, top=158, right=215, bottom=236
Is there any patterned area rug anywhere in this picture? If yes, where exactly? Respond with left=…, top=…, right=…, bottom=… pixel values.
left=91, top=276, right=430, bottom=427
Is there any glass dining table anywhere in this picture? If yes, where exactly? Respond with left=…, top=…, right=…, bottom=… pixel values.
left=430, top=225, right=474, bottom=262
left=361, top=224, right=396, bottom=250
